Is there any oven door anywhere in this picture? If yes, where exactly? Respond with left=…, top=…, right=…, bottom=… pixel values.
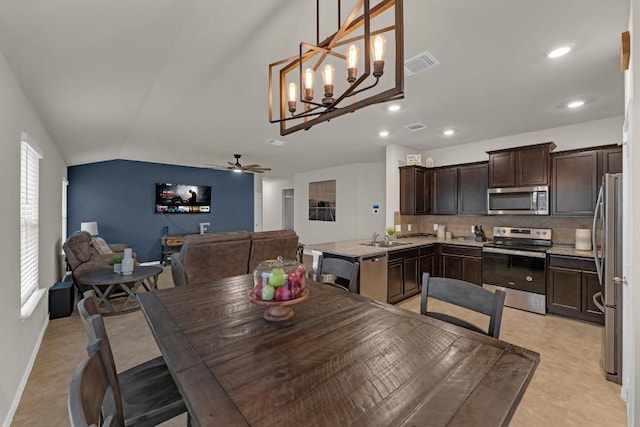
left=482, top=247, right=546, bottom=294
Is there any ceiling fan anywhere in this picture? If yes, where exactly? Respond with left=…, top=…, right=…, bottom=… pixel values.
left=206, top=154, right=271, bottom=174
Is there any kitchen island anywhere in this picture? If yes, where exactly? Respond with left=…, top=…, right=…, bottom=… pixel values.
left=305, top=235, right=486, bottom=304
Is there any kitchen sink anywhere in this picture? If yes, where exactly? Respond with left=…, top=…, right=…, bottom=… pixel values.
left=360, top=240, right=410, bottom=248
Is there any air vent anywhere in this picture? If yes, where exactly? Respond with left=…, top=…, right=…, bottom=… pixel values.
left=404, top=123, right=427, bottom=132
left=265, top=139, right=287, bottom=146
left=404, top=51, right=439, bottom=76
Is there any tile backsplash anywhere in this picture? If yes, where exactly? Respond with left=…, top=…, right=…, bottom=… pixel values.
left=395, top=213, right=594, bottom=246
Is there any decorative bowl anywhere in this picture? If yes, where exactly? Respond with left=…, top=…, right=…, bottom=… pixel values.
left=250, top=256, right=307, bottom=321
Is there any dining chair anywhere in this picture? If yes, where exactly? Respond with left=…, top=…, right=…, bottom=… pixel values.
left=77, top=292, right=188, bottom=426
left=420, top=273, right=506, bottom=338
left=317, top=257, right=360, bottom=293
left=68, top=338, right=119, bottom=427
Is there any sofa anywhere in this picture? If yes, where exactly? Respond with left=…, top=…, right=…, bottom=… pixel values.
left=171, top=229, right=299, bottom=286
left=62, top=231, right=133, bottom=291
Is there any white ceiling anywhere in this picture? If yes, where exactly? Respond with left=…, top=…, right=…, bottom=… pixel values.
left=0, top=0, right=629, bottom=178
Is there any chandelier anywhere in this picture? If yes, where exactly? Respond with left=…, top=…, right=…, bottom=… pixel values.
left=268, top=0, right=404, bottom=136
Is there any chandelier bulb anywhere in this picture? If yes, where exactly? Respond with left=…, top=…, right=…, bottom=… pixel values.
left=287, top=82, right=297, bottom=114
left=322, top=64, right=335, bottom=106
left=371, top=34, right=387, bottom=78
left=303, top=68, right=315, bottom=101
left=346, top=44, right=360, bottom=83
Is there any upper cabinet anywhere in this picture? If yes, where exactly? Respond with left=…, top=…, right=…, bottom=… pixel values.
left=431, top=167, right=458, bottom=215
left=487, top=142, right=555, bottom=188
left=458, top=163, right=488, bottom=215
left=551, top=144, right=623, bottom=217
left=400, top=162, right=488, bottom=216
left=399, top=165, right=430, bottom=215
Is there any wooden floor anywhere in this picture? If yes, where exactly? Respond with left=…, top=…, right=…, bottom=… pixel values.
left=11, top=266, right=627, bottom=426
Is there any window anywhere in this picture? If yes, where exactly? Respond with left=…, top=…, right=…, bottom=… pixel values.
left=62, top=178, right=68, bottom=247
left=20, top=133, right=43, bottom=310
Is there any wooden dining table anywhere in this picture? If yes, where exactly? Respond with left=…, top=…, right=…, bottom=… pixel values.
left=137, top=275, right=540, bottom=427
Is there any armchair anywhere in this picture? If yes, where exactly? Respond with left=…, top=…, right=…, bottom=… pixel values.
left=63, top=231, right=134, bottom=291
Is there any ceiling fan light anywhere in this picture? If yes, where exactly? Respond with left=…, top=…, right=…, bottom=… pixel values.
left=567, top=100, right=585, bottom=108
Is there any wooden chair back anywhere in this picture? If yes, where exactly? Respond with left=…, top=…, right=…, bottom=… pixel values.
left=420, top=273, right=506, bottom=338
left=317, top=257, right=360, bottom=293
left=77, top=293, right=125, bottom=421
left=68, top=338, right=121, bottom=427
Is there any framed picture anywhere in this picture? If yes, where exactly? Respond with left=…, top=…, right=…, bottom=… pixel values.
left=309, top=180, right=336, bottom=221
left=406, top=154, right=422, bottom=165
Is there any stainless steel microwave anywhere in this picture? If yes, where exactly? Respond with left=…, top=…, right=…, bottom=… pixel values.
left=487, top=185, right=549, bottom=215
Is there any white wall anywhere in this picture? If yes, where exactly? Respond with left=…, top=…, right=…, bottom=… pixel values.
left=0, top=51, right=67, bottom=424
left=421, top=116, right=623, bottom=167
left=293, top=163, right=385, bottom=245
left=624, top=2, right=638, bottom=424
left=262, top=177, right=294, bottom=231
left=385, top=144, right=418, bottom=228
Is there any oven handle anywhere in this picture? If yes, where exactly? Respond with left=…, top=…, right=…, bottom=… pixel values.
left=482, top=247, right=547, bottom=259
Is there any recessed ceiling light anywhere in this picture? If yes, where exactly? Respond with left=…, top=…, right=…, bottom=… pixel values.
left=547, top=46, right=572, bottom=58
left=387, top=104, right=401, bottom=112
left=443, top=129, right=455, bottom=136
left=379, top=130, right=389, bottom=137
left=567, top=100, right=585, bottom=109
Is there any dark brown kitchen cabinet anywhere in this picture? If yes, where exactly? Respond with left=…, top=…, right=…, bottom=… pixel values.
left=551, top=145, right=623, bottom=217
left=387, top=248, right=420, bottom=304
left=547, top=255, right=603, bottom=324
left=458, top=163, right=488, bottom=215
left=439, top=245, right=482, bottom=286
left=551, top=150, right=598, bottom=216
left=487, top=142, right=555, bottom=188
left=600, top=146, right=623, bottom=175
left=399, top=166, right=430, bottom=215
left=418, top=245, right=436, bottom=286
left=431, top=167, right=458, bottom=215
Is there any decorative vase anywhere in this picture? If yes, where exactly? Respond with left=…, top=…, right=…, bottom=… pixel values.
left=121, top=248, right=134, bottom=275
left=113, top=263, right=122, bottom=274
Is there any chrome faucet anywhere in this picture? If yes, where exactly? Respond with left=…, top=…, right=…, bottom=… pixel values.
left=372, top=232, right=379, bottom=243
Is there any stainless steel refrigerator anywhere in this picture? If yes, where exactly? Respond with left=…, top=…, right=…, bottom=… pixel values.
left=592, top=173, right=623, bottom=384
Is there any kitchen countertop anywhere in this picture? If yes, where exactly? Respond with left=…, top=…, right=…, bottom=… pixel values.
left=306, top=236, right=598, bottom=259
left=305, top=235, right=486, bottom=258
left=547, top=246, right=598, bottom=258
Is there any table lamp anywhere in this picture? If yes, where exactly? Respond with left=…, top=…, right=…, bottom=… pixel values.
left=80, top=221, right=99, bottom=236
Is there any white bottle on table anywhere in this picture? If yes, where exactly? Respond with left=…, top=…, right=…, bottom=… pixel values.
left=121, top=248, right=134, bottom=275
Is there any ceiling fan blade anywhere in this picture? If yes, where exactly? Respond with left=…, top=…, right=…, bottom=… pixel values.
left=242, top=164, right=261, bottom=169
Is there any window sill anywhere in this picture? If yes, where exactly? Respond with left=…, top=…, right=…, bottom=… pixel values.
left=20, top=288, right=47, bottom=320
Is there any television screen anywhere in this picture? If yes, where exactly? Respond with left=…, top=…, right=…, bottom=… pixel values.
left=155, top=183, right=212, bottom=214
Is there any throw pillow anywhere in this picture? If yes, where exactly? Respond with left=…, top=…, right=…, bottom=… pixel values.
left=90, top=237, right=113, bottom=254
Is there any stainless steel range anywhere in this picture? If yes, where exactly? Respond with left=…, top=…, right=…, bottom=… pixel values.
left=482, top=227, right=552, bottom=315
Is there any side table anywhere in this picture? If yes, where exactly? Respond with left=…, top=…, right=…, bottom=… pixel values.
left=79, top=265, right=163, bottom=315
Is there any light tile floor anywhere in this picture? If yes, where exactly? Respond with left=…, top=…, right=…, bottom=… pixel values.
left=11, top=267, right=627, bottom=426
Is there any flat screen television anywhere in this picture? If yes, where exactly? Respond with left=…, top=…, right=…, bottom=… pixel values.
left=155, top=183, right=211, bottom=214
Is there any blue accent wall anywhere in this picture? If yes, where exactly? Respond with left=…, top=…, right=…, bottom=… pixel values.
left=67, top=160, right=254, bottom=262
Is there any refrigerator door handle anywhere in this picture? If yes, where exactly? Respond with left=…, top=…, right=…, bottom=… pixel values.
left=592, top=184, right=604, bottom=284
left=592, top=291, right=605, bottom=313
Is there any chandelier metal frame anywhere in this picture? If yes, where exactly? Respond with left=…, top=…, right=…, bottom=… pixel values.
left=268, top=0, right=404, bottom=136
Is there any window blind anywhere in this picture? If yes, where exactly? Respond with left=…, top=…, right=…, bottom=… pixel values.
left=20, top=138, right=42, bottom=306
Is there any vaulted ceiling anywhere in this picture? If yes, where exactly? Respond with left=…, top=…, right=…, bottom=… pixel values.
left=0, top=0, right=628, bottom=177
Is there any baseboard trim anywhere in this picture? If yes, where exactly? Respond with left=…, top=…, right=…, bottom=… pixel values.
left=3, top=315, right=49, bottom=427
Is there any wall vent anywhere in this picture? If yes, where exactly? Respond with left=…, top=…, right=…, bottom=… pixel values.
left=405, top=51, right=439, bottom=76
left=404, top=123, right=427, bottom=132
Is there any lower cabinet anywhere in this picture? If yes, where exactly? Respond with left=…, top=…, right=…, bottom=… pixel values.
left=418, top=245, right=436, bottom=286
left=547, top=255, right=604, bottom=324
left=439, top=245, right=482, bottom=285
left=387, top=247, right=421, bottom=304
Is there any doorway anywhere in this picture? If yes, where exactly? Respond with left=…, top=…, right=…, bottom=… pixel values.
left=283, top=188, right=294, bottom=230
